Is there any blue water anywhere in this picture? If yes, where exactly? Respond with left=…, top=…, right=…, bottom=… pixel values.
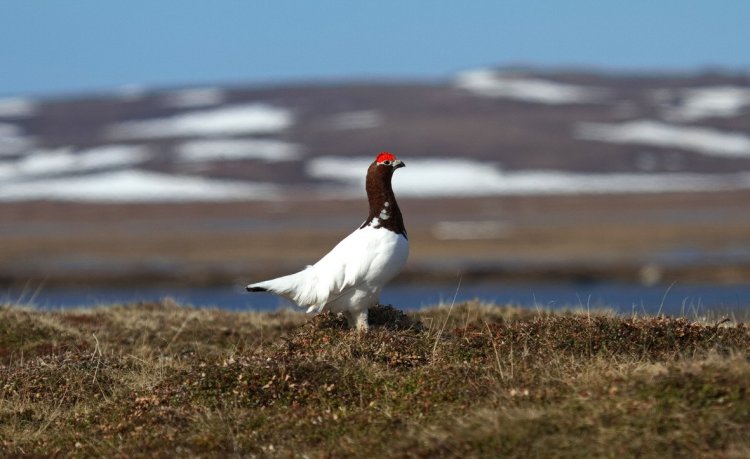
left=4, top=282, right=749, bottom=318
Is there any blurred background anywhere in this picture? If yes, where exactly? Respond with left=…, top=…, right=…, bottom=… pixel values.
left=2, top=1, right=750, bottom=314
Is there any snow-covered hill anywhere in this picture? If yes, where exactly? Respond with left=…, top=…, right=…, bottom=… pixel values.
left=2, top=68, right=750, bottom=201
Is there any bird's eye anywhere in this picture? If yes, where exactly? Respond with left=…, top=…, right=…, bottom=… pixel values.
left=382, top=160, right=392, bottom=166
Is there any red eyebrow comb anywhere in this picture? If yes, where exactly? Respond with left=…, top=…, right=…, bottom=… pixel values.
left=376, top=152, right=397, bottom=162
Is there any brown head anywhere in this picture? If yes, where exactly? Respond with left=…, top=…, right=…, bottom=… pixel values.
left=360, top=152, right=407, bottom=237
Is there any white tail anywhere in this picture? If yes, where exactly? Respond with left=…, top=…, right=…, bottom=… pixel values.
left=247, top=266, right=326, bottom=310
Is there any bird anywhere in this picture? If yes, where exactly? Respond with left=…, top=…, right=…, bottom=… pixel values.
left=247, top=151, right=409, bottom=331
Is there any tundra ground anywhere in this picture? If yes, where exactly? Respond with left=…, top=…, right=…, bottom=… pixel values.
left=1, top=301, right=749, bottom=457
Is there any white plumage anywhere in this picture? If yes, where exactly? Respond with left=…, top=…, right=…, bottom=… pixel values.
left=247, top=152, right=409, bottom=330
left=248, top=225, right=408, bottom=329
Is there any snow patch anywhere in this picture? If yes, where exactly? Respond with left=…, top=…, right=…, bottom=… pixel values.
left=0, top=123, right=35, bottom=156
left=0, top=98, right=36, bottom=117
left=454, top=69, right=604, bottom=104
left=327, top=110, right=383, bottom=129
left=0, top=145, right=149, bottom=180
left=664, top=86, right=750, bottom=121
left=176, top=138, right=300, bottom=162
left=106, top=104, right=293, bottom=139
left=308, top=156, right=750, bottom=196
left=0, top=170, right=278, bottom=202
left=576, top=120, right=750, bottom=158
left=163, top=87, right=225, bottom=108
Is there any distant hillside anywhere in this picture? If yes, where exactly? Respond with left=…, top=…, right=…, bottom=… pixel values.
left=2, top=68, right=750, bottom=202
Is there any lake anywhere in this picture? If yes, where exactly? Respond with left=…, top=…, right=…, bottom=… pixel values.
left=4, top=282, right=749, bottom=319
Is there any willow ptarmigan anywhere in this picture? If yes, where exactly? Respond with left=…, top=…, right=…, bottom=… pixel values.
left=246, top=152, right=408, bottom=331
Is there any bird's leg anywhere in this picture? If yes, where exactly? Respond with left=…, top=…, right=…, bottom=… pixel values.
left=346, top=309, right=369, bottom=332
left=356, top=310, right=369, bottom=332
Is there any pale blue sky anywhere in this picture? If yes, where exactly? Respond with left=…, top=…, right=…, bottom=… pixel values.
left=2, top=1, right=749, bottom=97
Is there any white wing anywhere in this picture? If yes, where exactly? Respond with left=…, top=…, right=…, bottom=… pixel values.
left=247, top=225, right=408, bottom=311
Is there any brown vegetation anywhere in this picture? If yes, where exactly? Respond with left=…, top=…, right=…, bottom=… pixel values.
left=1, top=300, right=749, bottom=457
left=2, top=190, right=750, bottom=288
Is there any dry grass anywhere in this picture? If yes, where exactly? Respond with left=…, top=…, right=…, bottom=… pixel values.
left=1, top=300, right=749, bottom=457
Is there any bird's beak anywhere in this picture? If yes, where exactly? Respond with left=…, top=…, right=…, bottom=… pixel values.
left=393, top=159, right=405, bottom=169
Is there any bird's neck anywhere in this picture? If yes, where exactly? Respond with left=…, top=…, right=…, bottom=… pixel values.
left=361, top=166, right=407, bottom=237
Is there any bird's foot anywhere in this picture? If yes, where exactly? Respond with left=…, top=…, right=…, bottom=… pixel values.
left=346, top=310, right=369, bottom=332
